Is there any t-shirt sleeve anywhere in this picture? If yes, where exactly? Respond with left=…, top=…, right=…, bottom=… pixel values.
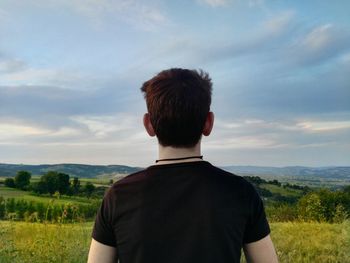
left=91, top=189, right=117, bottom=247
left=243, top=182, right=271, bottom=244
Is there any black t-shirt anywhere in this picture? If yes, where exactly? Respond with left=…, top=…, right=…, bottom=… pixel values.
left=92, top=161, right=270, bottom=263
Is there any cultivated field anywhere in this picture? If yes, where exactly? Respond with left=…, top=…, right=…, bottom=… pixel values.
left=0, top=220, right=349, bottom=263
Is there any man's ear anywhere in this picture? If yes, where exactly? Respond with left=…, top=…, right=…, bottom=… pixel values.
left=143, top=113, right=156, bottom=137
left=202, top=111, right=214, bottom=136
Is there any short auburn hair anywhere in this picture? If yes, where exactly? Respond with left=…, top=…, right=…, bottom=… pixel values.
left=141, top=68, right=212, bottom=147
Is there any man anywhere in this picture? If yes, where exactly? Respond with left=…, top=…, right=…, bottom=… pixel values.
left=88, top=68, right=278, bottom=263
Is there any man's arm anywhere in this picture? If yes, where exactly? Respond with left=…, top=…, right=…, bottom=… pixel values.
left=243, top=234, right=278, bottom=263
left=87, top=238, right=117, bottom=263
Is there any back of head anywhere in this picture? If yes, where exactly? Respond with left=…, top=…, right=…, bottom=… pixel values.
left=141, top=68, right=212, bottom=148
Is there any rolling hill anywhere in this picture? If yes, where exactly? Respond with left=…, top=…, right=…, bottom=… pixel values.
left=0, top=163, right=349, bottom=180
left=0, top=163, right=141, bottom=178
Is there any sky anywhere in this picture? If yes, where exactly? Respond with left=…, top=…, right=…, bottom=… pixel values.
left=0, top=0, right=349, bottom=167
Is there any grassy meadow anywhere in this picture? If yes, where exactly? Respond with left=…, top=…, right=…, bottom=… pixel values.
left=0, top=220, right=349, bottom=263
left=260, top=183, right=302, bottom=197
left=1, top=175, right=349, bottom=262
left=269, top=221, right=350, bottom=263
left=0, top=186, right=93, bottom=205
left=0, top=221, right=92, bottom=263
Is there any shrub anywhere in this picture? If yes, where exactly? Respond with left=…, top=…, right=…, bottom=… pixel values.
left=14, top=171, right=31, bottom=190
left=4, top=178, right=15, bottom=188
left=298, top=193, right=326, bottom=222
left=24, top=211, right=39, bottom=222
left=84, top=182, right=95, bottom=198
left=6, top=212, right=18, bottom=221
left=0, top=196, right=5, bottom=219
left=333, top=204, right=348, bottom=223
left=5, top=198, right=16, bottom=213
left=266, top=204, right=298, bottom=222
left=1, top=196, right=101, bottom=223
left=297, top=189, right=350, bottom=222
left=15, top=199, right=28, bottom=219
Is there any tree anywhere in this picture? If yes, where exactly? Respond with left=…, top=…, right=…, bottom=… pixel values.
left=15, top=171, right=31, bottom=190
left=268, top=179, right=281, bottom=187
left=57, top=173, right=70, bottom=194
left=343, top=185, right=350, bottom=194
left=38, top=171, right=70, bottom=195
left=40, top=171, right=59, bottom=195
left=0, top=196, right=5, bottom=219
left=72, top=177, right=80, bottom=194
left=84, top=182, right=95, bottom=198
left=32, top=181, right=48, bottom=194
left=4, top=178, right=16, bottom=188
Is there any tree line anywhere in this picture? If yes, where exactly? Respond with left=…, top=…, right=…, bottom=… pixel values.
left=244, top=175, right=350, bottom=223
left=2, top=172, right=349, bottom=223
left=0, top=170, right=109, bottom=223
left=4, top=170, right=102, bottom=198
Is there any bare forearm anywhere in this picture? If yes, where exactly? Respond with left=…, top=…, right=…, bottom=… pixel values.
left=243, top=235, right=278, bottom=263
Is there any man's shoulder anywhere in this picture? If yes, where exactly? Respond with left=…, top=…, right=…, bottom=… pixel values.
left=109, top=162, right=254, bottom=191
left=112, top=169, right=148, bottom=186
left=207, top=164, right=253, bottom=185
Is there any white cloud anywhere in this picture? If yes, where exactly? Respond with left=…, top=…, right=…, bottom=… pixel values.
left=198, top=0, right=231, bottom=7
left=0, top=8, right=8, bottom=21
left=0, top=113, right=147, bottom=152
left=0, top=123, right=50, bottom=138
left=0, top=58, right=26, bottom=73
left=0, top=53, right=79, bottom=87
left=199, top=0, right=265, bottom=8
left=263, top=11, right=295, bottom=36
left=302, top=24, right=334, bottom=51
left=248, top=0, right=264, bottom=7
left=0, top=121, right=83, bottom=142
left=0, top=63, right=104, bottom=89
left=205, top=135, right=279, bottom=149
left=204, top=117, right=350, bottom=154
left=285, top=23, right=350, bottom=66
left=0, top=68, right=57, bottom=86
left=296, top=120, right=350, bottom=132
left=46, top=0, right=168, bottom=31
left=71, top=114, right=139, bottom=139
left=339, top=52, right=350, bottom=63
left=208, top=118, right=288, bottom=150
left=48, top=127, right=83, bottom=137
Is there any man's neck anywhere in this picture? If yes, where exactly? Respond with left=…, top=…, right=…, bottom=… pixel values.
left=156, top=143, right=203, bottom=165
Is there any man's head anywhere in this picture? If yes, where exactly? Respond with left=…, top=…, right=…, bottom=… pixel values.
left=141, top=68, right=213, bottom=148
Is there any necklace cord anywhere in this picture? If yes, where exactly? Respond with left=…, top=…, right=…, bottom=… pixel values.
left=155, top=155, right=203, bottom=163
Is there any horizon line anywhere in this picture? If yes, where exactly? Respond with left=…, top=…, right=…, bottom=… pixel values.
left=1, top=162, right=349, bottom=169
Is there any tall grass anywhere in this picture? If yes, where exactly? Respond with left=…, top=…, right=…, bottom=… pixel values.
left=0, top=221, right=92, bottom=263
left=270, top=221, right=350, bottom=263
left=0, top=220, right=349, bottom=263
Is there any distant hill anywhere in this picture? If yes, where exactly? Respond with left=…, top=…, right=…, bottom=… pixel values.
left=0, top=163, right=141, bottom=178
left=222, top=166, right=350, bottom=179
left=0, top=163, right=349, bottom=180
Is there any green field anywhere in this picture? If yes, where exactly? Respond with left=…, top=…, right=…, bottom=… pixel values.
left=260, top=183, right=303, bottom=197
left=79, top=178, right=112, bottom=187
left=0, top=176, right=40, bottom=184
left=0, top=220, right=349, bottom=263
left=0, top=186, right=94, bottom=205
left=257, top=175, right=350, bottom=190
left=0, top=176, right=113, bottom=186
